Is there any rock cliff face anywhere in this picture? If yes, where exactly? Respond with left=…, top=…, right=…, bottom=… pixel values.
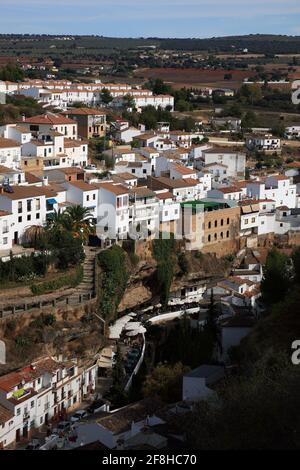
left=0, top=301, right=105, bottom=375
left=118, top=251, right=231, bottom=312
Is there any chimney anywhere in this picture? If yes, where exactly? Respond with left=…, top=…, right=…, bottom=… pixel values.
left=22, top=114, right=26, bottom=122
left=43, top=176, right=49, bottom=186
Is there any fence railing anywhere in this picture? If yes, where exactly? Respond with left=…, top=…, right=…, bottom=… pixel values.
left=0, top=291, right=96, bottom=320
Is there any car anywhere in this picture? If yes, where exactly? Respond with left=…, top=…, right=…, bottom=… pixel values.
left=26, top=438, right=42, bottom=450
left=85, top=164, right=97, bottom=170
left=70, top=410, right=87, bottom=423
left=87, top=400, right=106, bottom=414
left=52, top=421, right=71, bottom=435
left=127, top=349, right=140, bottom=359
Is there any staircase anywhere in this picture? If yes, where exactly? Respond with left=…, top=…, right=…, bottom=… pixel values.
left=69, top=247, right=99, bottom=303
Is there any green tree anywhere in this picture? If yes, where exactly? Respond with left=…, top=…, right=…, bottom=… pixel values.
left=64, top=205, right=95, bottom=242
left=143, top=362, right=190, bottom=403
left=100, top=88, right=113, bottom=105
left=123, top=93, right=135, bottom=109
left=292, top=247, right=300, bottom=284
left=261, top=248, right=291, bottom=304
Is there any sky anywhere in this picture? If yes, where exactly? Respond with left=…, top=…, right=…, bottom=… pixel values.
left=0, top=0, right=300, bottom=38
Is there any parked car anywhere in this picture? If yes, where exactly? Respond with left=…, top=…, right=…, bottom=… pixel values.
left=127, top=349, right=140, bottom=360
left=53, top=421, right=71, bottom=435
left=70, top=410, right=88, bottom=423
left=87, top=400, right=106, bottom=414
left=85, top=164, right=97, bottom=170
left=26, top=438, right=42, bottom=450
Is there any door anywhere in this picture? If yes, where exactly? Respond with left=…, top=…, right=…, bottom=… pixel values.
left=16, top=429, right=21, bottom=442
left=23, top=425, right=28, bottom=439
left=13, top=231, right=18, bottom=245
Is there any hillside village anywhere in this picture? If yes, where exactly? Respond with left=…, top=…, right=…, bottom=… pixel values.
left=0, top=72, right=299, bottom=451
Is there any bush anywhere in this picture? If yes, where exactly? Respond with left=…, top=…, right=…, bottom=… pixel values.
left=31, top=266, right=83, bottom=295
left=0, top=252, right=50, bottom=285
left=97, top=246, right=128, bottom=321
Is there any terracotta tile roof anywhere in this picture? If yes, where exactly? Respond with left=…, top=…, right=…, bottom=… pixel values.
left=204, top=147, right=244, bottom=154
left=129, top=186, right=156, bottom=198
left=154, top=176, right=198, bottom=189
left=155, top=191, right=173, bottom=200
left=269, top=174, right=289, bottom=181
left=97, top=182, right=128, bottom=196
left=51, top=167, right=84, bottom=175
left=0, top=357, right=63, bottom=393
left=217, top=186, right=241, bottom=194
left=0, top=210, right=11, bottom=217
left=171, top=163, right=197, bottom=175
left=64, top=138, right=86, bottom=148
left=68, top=180, right=98, bottom=191
left=0, top=185, right=57, bottom=200
left=22, top=112, right=76, bottom=125
left=0, top=137, right=20, bottom=148
left=112, top=172, right=137, bottom=181
left=0, top=165, right=16, bottom=174
left=63, top=107, right=106, bottom=116
left=285, top=161, right=300, bottom=168
left=96, top=398, right=163, bottom=434
left=24, top=172, right=42, bottom=184
left=0, top=405, right=13, bottom=425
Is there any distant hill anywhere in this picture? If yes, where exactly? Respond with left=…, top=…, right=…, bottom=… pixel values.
left=0, top=34, right=300, bottom=55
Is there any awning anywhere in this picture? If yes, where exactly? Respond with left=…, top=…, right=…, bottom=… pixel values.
left=47, top=198, right=57, bottom=205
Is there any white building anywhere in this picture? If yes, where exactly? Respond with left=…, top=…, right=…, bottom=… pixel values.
left=64, top=181, right=98, bottom=220
left=202, top=148, right=246, bottom=180
left=247, top=175, right=296, bottom=209
left=182, top=365, right=225, bottom=402
left=0, top=138, right=21, bottom=169
left=0, top=356, right=97, bottom=449
left=246, top=134, right=281, bottom=152
left=96, top=182, right=129, bottom=239
left=0, top=184, right=59, bottom=245
left=21, top=113, right=78, bottom=140
left=128, top=186, right=159, bottom=238
left=285, top=125, right=300, bottom=140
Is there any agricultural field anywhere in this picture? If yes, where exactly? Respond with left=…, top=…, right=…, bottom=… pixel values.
left=134, top=67, right=257, bottom=90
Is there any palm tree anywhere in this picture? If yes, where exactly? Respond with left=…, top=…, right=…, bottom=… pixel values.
left=46, top=209, right=69, bottom=232
left=24, top=225, right=46, bottom=248
left=64, top=205, right=95, bottom=242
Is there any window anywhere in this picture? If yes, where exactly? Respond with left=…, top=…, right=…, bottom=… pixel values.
left=3, top=237, right=7, bottom=245
left=251, top=217, right=256, bottom=223
left=214, top=233, right=217, bottom=240
left=36, top=213, right=40, bottom=220
left=86, top=195, right=90, bottom=202
left=221, top=219, right=224, bottom=226
left=214, top=220, right=217, bottom=228
left=220, top=232, right=223, bottom=239
left=226, top=230, right=230, bottom=238
left=227, top=218, right=230, bottom=224
left=27, top=200, right=32, bottom=212
left=36, top=199, right=40, bottom=211
left=208, top=221, right=211, bottom=229
left=27, top=214, right=31, bottom=221
left=244, top=219, right=248, bottom=225
left=93, top=194, right=96, bottom=200
left=18, top=216, right=22, bottom=223
left=18, top=201, right=22, bottom=213
left=30, top=401, right=34, bottom=409
left=208, top=234, right=211, bottom=242
left=17, top=408, right=21, bottom=416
